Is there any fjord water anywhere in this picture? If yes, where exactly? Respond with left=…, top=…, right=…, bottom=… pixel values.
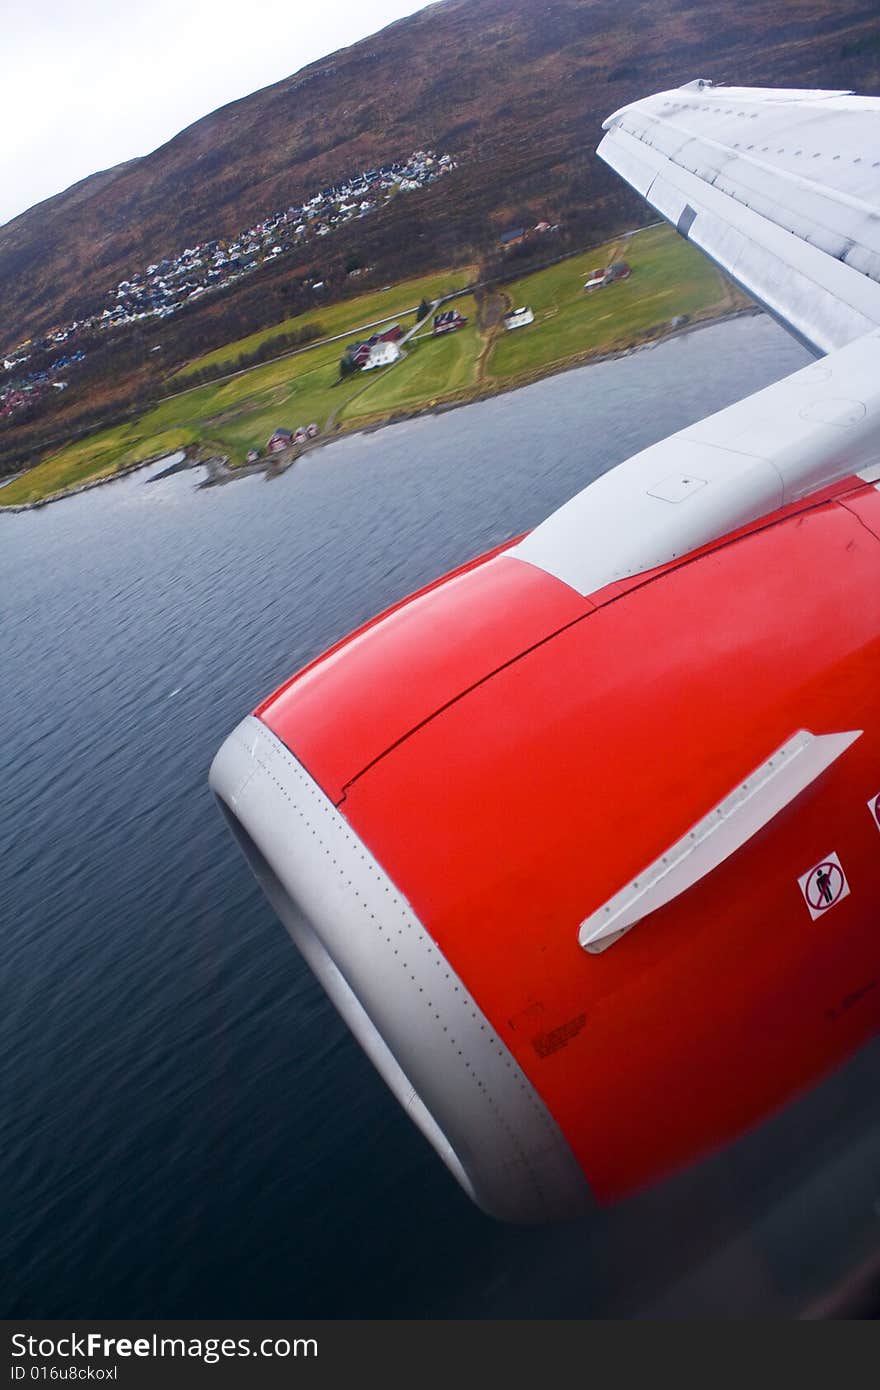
left=4, top=316, right=878, bottom=1318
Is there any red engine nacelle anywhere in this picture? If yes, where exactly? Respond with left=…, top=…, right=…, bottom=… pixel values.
left=211, top=473, right=880, bottom=1221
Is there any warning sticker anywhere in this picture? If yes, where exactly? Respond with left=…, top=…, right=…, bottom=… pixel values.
left=868, top=793, right=880, bottom=833
left=798, top=852, right=850, bottom=921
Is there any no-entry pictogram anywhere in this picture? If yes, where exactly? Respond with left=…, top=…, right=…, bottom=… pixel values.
left=868, top=792, right=880, bottom=834
left=798, top=851, right=850, bottom=921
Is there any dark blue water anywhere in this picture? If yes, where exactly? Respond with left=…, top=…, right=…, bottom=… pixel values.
left=4, top=316, right=880, bottom=1318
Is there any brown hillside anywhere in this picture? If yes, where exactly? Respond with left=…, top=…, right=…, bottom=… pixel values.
left=2, top=0, right=879, bottom=354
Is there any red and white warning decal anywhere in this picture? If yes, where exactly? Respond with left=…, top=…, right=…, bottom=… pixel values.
left=798, top=851, right=850, bottom=921
left=868, top=793, right=880, bottom=833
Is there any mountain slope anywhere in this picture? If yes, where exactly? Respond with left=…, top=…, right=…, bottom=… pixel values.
left=3, top=0, right=880, bottom=353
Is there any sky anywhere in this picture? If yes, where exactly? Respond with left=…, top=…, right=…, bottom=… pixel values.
left=0, top=0, right=435, bottom=227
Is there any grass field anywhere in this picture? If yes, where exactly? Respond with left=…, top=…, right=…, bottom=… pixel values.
left=337, top=295, right=482, bottom=425
left=2, top=228, right=748, bottom=508
left=486, top=224, right=738, bottom=382
left=0, top=426, right=196, bottom=505
left=169, top=267, right=474, bottom=382
left=0, top=352, right=372, bottom=504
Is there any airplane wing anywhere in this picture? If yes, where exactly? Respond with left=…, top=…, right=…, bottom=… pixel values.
left=597, top=80, right=880, bottom=355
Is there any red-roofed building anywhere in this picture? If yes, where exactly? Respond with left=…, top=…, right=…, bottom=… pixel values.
left=267, top=428, right=293, bottom=452
left=433, top=309, right=468, bottom=335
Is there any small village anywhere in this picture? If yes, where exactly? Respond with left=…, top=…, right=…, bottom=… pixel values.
left=0, top=349, right=84, bottom=420
left=101, top=148, right=456, bottom=329
left=0, top=148, right=457, bottom=422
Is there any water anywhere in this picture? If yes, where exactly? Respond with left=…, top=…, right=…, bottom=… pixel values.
left=3, top=316, right=878, bottom=1318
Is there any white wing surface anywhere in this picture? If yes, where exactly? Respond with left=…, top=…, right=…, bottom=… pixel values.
left=598, top=81, right=880, bottom=355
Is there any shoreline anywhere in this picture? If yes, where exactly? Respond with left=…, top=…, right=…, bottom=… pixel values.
left=1, top=304, right=761, bottom=512
left=0, top=447, right=187, bottom=514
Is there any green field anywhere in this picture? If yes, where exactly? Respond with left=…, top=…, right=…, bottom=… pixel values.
left=169, top=267, right=474, bottom=381
left=487, top=224, right=735, bottom=381
left=1, top=227, right=746, bottom=508
left=0, top=353, right=373, bottom=504
left=338, top=295, right=482, bottom=424
left=0, top=426, right=194, bottom=506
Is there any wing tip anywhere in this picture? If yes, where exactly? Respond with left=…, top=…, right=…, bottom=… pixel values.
left=601, top=77, right=716, bottom=130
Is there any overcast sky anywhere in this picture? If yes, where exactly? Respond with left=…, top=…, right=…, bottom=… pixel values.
left=1, top=0, right=435, bottom=227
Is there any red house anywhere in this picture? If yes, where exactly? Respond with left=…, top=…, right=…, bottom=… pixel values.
left=433, top=310, right=468, bottom=335
left=342, top=341, right=373, bottom=369
left=267, top=427, right=293, bottom=453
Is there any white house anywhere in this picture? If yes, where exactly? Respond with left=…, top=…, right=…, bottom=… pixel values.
left=364, top=341, right=402, bottom=370
left=583, top=269, right=611, bottom=291
left=504, top=306, right=534, bottom=330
